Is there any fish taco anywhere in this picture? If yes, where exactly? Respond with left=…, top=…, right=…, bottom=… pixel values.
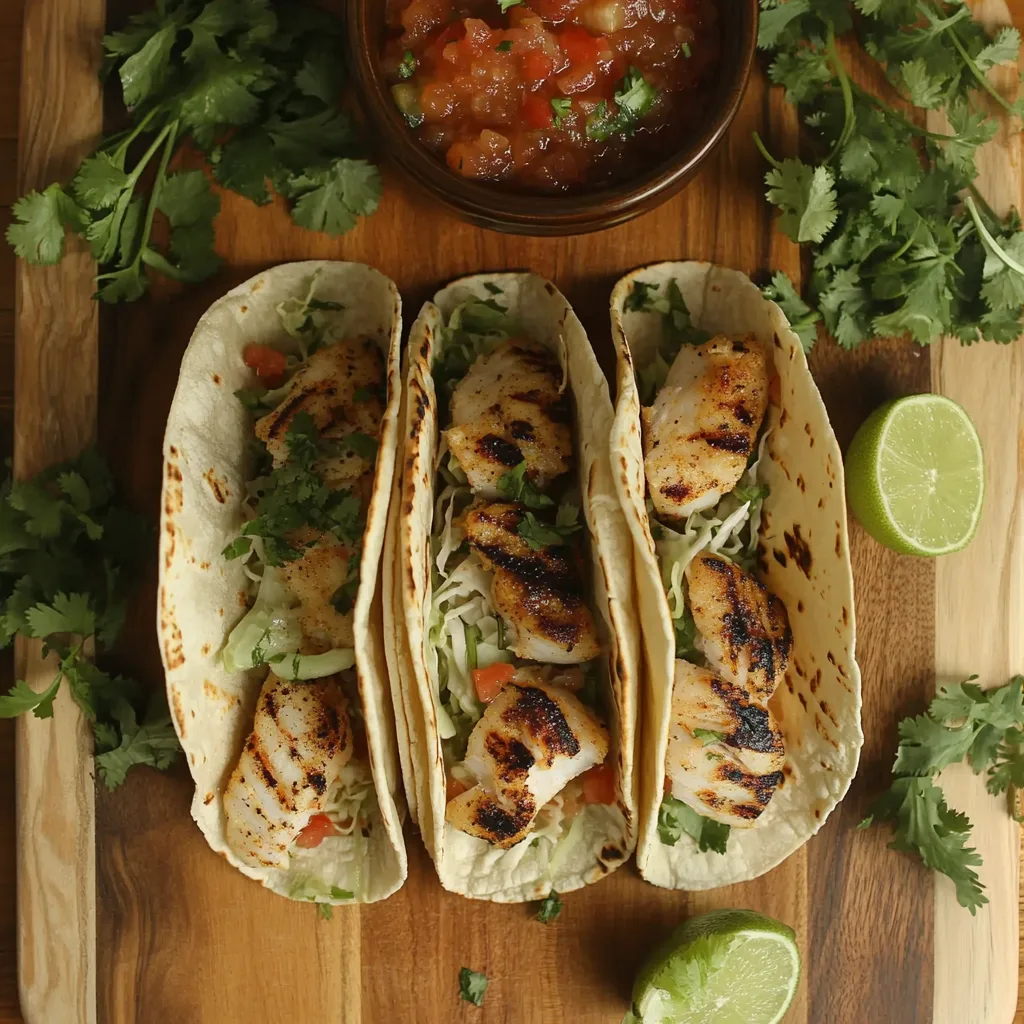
left=393, top=273, right=639, bottom=902
left=159, top=261, right=407, bottom=907
left=609, top=262, right=862, bottom=889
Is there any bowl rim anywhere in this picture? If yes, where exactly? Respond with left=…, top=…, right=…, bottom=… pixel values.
left=346, top=0, right=759, bottom=232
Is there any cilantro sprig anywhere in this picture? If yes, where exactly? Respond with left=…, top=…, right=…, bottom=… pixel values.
left=516, top=504, right=582, bottom=551
left=496, top=462, right=554, bottom=510
left=0, top=452, right=180, bottom=788
left=658, top=795, right=730, bottom=853
left=7, top=0, right=381, bottom=303
left=758, top=0, right=1024, bottom=348
left=860, top=674, right=1024, bottom=913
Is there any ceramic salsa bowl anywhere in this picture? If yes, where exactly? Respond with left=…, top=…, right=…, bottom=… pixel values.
left=346, top=1, right=759, bottom=236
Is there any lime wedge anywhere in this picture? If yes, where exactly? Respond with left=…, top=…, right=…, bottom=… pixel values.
left=844, top=394, right=984, bottom=557
left=627, top=909, right=800, bottom=1024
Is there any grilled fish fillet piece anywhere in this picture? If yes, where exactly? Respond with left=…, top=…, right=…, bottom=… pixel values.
left=446, top=678, right=610, bottom=848
left=280, top=535, right=357, bottom=650
left=464, top=499, right=601, bottom=664
left=255, top=338, right=385, bottom=476
left=223, top=673, right=353, bottom=868
left=685, top=552, right=792, bottom=704
left=447, top=338, right=572, bottom=496
left=666, top=661, right=785, bottom=828
left=642, top=334, right=768, bottom=520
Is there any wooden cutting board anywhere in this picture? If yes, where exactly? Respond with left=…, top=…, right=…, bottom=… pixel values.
left=7, top=1, right=1023, bottom=1022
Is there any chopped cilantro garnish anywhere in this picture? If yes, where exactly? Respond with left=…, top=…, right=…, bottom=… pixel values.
left=517, top=509, right=582, bottom=550
left=586, top=67, right=658, bottom=142
left=459, top=967, right=488, bottom=1007
left=496, top=40, right=513, bottom=52
left=693, top=728, right=726, bottom=746
left=657, top=795, right=730, bottom=853
left=398, top=50, right=417, bottom=78
left=535, top=890, right=563, bottom=923
left=496, top=461, right=554, bottom=510
left=551, top=97, right=572, bottom=128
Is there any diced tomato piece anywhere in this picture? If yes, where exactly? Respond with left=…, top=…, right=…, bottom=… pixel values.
left=242, top=343, right=287, bottom=386
left=295, top=813, right=340, bottom=849
left=521, top=49, right=558, bottom=84
left=522, top=94, right=554, bottom=130
left=580, top=762, right=617, bottom=805
left=472, top=661, right=516, bottom=703
left=558, top=26, right=602, bottom=67
left=446, top=775, right=469, bottom=802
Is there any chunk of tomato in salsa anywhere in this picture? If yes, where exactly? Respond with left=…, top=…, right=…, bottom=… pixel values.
left=382, top=0, right=721, bottom=192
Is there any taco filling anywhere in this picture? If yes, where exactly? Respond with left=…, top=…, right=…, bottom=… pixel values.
left=428, top=296, right=618, bottom=853
left=627, top=277, right=793, bottom=855
left=216, top=276, right=387, bottom=899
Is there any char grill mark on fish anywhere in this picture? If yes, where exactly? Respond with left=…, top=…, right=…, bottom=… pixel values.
left=446, top=338, right=572, bottom=496
left=464, top=500, right=601, bottom=664
left=665, top=662, right=786, bottom=828
left=446, top=680, right=609, bottom=849
left=685, top=552, right=792, bottom=704
left=642, top=334, right=768, bottom=520
left=223, top=673, right=353, bottom=868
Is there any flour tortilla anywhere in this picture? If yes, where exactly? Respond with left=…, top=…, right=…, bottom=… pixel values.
left=609, top=262, right=863, bottom=889
left=393, top=273, right=640, bottom=901
left=159, top=261, right=407, bottom=903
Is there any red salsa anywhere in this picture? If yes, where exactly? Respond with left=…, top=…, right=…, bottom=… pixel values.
left=382, top=0, right=721, bottom=192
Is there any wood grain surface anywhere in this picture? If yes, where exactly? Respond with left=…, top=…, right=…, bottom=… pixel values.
left=930, top=4, right=1024, bottom=1020
left=11, top=0, right=105, bottom=1022
left=0, top=0, right=1022, bottom=1022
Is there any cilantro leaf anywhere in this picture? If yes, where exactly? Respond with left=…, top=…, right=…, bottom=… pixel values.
left=535, top=891, right=562, bottom=924
left=657, top=795, right=730, bottom=853
left=765, top=159, right=837, bottom=244
left=94, top=696, right=181, bottom=789
left=586, top=67, right=658, bottom=141
left=861, top=776, right=986, bottom=913
left=71, top=154, right=131, bottom=210
left=6, top=185, right=82, bottom=264
left=762, top=271, right=820, bottom=351
left=692, top=728, right=726, bottom=746
left=25, top=593, right=97, bottom=640
left=0, top=674, right=64, bottom=720
left=495, top=462, right=554, bottom=510
left=517, top=510, right=582, bottom=551
left=458, top=968, right=488, bottom=1007
left=287, top=159, right=382, bottom=236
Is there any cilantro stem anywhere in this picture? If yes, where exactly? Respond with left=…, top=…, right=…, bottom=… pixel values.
left=751, top=132, right=782, bottom=171
left=847, top=82, right=961, bottom=143
left=944, top=20, right=1017, bottom=116
left=965, top=196, right=1024, bottom=277
left=108, top=107, right=161, bottom=165
left=825, top=22, right=855, bottom=160
left=121, top=119, right=180, bottom=283
left=966, top=183, right=1001, bottom=230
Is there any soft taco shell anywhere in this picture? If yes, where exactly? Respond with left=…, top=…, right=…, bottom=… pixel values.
left=609, top=262, right=863, bottom=889
left=159, top=261, right=407, bottom=903
left=393, top=273, right=640, bottom=902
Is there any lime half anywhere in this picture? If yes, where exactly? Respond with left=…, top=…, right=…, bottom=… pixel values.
left=626, top=909, right=800, bottom=1024
left=844, top=394, right=984, bottom=556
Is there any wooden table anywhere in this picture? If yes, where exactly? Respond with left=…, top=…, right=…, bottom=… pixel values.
left=1, top=1, right=1023, bottom=1022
